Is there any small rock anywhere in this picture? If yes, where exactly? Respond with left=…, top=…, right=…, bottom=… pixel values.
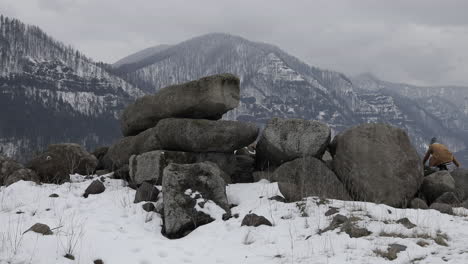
left=320, top=214, right=348, bottom=233
left=268, top=195, right=286, bottom=203
left=410, top=198, right=429, bottom=209
left=241, top=214, right=272, bottom=227
left=83, top=180, right=105, bottom=198
left=341, top=221, right=371, bottom=238
left=93, top=260, right=104, bottom=264
left=49, top=193, right=59, bottom=198
left=142, top=203, right=156, bottom=212
left=325, top=207, right=339, bottom=216
left=434, top=192, right=460, bottom=205
left=396, top=218, right=416, bottom=229
left=386, top=244, right=407, bottom=260
left=430, top=203, right=453, bottom=215
left=134, top=182, right=160, bottom=203
left=64, top=254, right=75, bottom=260
left=25, top=223, right=53, bottom=235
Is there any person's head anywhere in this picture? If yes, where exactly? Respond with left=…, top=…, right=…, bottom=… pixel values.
left=430, top=137, right=437, bottom=145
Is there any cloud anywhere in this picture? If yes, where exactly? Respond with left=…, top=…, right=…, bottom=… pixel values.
left=1, top=0, right=467, bottom=86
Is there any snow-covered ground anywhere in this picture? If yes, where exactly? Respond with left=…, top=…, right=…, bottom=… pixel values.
left=1, top=175, right=468, bottom=264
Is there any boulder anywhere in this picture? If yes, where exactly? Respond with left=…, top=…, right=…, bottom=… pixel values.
left=134, top=182, right=160, bottom=203
left=142, top=203, right=156, bottom=212
left=421, top=171, right=456, bottom=204
left=83, top=180, right=105, bottom=198
left=162, top=162, right=230, bottom=239
left=273, top=157, right=351, bottom=202
left=433, top=192, right=460, bottom=205
left=155, top=118, right=258, bottom=153
left=256, top=118, right=331, bottom=170
left=241, top=214, right=272, bottom=227
left=92, top=146, right=109, bottom=170
left=27, top=144, right=98, bottom=184
left=451, top=168, right=468, bottom=200
left=4, top=168, right=39, bottom=186
left=0, top=155, right=24, bottom=186
left=25, top=223, right=53, bottom=235
left=429, top=203, right=453, bottom=215
left=102, top=127, right=161, bottom=170
left=331, top=123, right=423, bottom=207
left=409, top=198, right=429, bottom=209
left=121, top=74, right=240, bottom=136
left=129, top=150, right=252, bottom=185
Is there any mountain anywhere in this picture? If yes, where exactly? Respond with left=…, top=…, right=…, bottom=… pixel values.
left=112, top=33, right=361, bottom=131
left=112, top=33, right=468, bottom=159
left=352, top=73, right=468, bottom=152
left=113, top=44, right=171, bottom=68
left=0, top=15, right=144, bottom=161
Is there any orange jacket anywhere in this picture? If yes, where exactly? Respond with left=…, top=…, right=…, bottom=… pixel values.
left=423, top=143, right=460, bottom=167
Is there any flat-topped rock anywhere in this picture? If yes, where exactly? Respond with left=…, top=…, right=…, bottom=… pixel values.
left=121, top=74, right=240, bottom=136
left=155, top=118, right=258, bottom=153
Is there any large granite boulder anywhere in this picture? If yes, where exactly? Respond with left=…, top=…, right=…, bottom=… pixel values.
left=273, top=157, right=351, bottom=202
left=331, top=123, right=423, bottom=207
left=421, top=171, right=456, bottom=204
left=102, top=126, right=161, bottom=170
left=121, top=74, right=240, bottom=136
left=0, top=155, right=24, bottom=186
left=155, top=118, right=258, bottom=153
left=256, top=118, right=331, bottom=170
left=451, top=168, right=468, bottom=200
left=129, top=150, right=252, bottom=185
left=162, top=162, right=230, bottom=239
left=27, top=144, right=98, bottom=184
left=4, top=168, right=39, bottom=186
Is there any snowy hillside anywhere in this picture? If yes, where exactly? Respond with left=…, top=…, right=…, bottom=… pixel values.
left=0, top=15, right=144, bottom=161
left=1, top=176, right=468, bottom=264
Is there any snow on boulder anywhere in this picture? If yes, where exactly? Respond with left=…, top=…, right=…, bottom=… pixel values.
left=330, top=123, right=423, bottom=207
left=121, top=73, right=240, bottom=136
left=155, top=118, right=258, bottom=153
left=273, top=157, right=351, bottom=202
left=421, top=171, right=456, bottom=204
left=129, top=150, right=252, bottom=185
left=256, top=117, right=331, bottom=170
left=26, top=143, right=97, bottom=184
left=162, top=162, right=230, bottom=239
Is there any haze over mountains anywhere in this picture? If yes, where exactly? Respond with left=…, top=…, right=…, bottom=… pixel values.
left=1, top=15, right=467, bottom=164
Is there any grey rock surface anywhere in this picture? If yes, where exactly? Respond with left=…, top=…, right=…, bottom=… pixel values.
left=331, top=123, right=423, bottom=207
left=121, top=74, right=240, bottom=136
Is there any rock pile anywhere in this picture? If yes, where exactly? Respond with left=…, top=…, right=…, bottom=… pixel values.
left=105, top=73, right=257, bottom=238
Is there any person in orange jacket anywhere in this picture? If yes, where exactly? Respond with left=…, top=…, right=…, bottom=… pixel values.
left=423, top=137, right=461, bottom=171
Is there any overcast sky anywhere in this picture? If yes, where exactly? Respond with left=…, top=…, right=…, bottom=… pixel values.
left=2, top=0, right=468, bottom=86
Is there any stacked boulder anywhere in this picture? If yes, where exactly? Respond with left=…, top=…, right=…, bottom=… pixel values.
left=102, top=74, right=258, bottom=185
left=417, top=168, right=468, bottom=214
left=254, top=117, right=351, bottom=202
left=104, top=74, right=259, bottom=238
left=255, top=120, right=426, bottom=208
